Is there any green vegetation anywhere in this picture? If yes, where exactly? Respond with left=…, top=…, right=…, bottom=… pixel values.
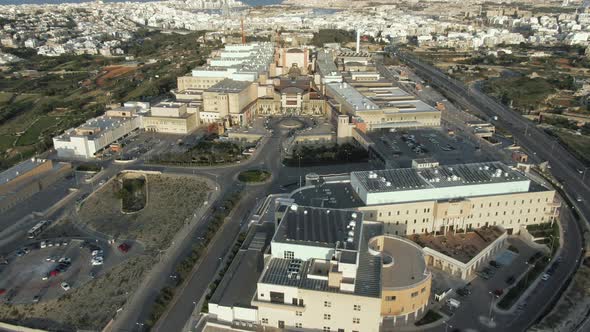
left=202, top=232, right=247, bottom=313
left=482, top=77, right=555, bottom=111
left=117, top=177, right=147, bottom=213
left=286, top=143, right=369, bottom=166
left=146, top=287, right=176, bottom=328
left=311, top=29, right=356, bottom=47
left=150, top=136, right=244, bottom=166
left=79, top=174, right=209, bottom=250
left=0, top=31, right=215, bottom=171
left=550, top=129, right=590, bottom=165
left=498, top=253, right=549, bottom=310
left=414, top=310, right=442, bottom=326
left=76, top=163, right=102, bottom=172
left=238, top=170, right=271, bottom=183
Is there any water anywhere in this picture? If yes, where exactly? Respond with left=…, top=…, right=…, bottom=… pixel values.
left=0, top=0, right=283, bottom=6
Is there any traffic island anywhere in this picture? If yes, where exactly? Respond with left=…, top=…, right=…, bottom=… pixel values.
left=237, top=170, right=271, bottom=184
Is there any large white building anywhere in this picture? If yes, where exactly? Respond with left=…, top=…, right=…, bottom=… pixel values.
left=53, top=108, right=141, bottom=159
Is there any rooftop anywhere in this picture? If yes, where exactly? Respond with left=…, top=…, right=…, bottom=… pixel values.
left=368, top=235, right=429, bottom=289
left=410, top=226, right=505, bottom=264
left=206, top=78, right=252, bottom=93
left=55, top=115, right=138, bottom=141
left=273, top=205, right=363, bottom=251
left=209, top=223, right=274, bottom=308
left=290, top=182, right=364, bottom=209
left=352, top=162, right=529, bottom=194
left=326, top=82, right=379, bottom=112
left=0, top=158, right=49, bottom=185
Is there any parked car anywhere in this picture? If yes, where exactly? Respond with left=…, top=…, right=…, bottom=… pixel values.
left=493, top=289, right=504, bottom=297
left=541, top=273, right=551, bottom=281
left=118, top=243, right=131, bottom=253
left=505, top=276, right=516, bottom=285
left=32, top=295, right=40, bottom=303
left=40, top=241, right=47, bottom=249
left=489, top=260, right=502, bottom=268
left=457, top=287, right=471, bottom=297
left=0, top=289, right=6, bottom=296
left=61, top=282, right=70, bottom=291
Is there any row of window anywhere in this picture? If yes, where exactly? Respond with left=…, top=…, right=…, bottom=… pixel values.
left=373, top=198, right=551, bottom=218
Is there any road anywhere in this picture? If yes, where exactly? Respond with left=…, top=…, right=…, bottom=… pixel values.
left=388, top=49, right=587, bottom=331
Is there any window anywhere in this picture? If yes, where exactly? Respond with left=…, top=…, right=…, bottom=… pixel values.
left=261, top=318, right=269, bottom=324
left=354, top=304, right=361, bottom=311
left=353, top=318, right=360, bottom=324
left=296, top=311, right=302, bottom=316
left=324, top=314, right=331, bottom=320
left=411, top=291, right=419, bottom=298
left=385, top=296, right=396, bottom=301
left=323, top=327, right=331, bottom=332
left=421, top=287, right=426, bottom=293
left=270, top=291, right=285, bottom=304
left=324, top=301, right=332, bottom=308
left=296, top=323, right=302, bottom=328
left=284, top=251, right=294, bottom=259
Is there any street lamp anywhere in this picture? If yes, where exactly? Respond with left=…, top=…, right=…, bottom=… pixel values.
left=488, top=291, right=495, bottom=324
left=443, top=320, right=453, bottom=332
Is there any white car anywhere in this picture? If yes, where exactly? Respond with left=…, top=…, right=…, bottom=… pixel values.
left=541, top=273, right=550, bottom=281
left=40, top=241, right=47, bottom=249
left=61, top=282, right=70, bottom=291
left=91, top=257, right=104, bottom=266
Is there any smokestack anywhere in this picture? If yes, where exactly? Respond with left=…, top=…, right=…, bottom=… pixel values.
left=356, top=29, right=361, bottom=53
left=241, top=17, right=246, bottom=44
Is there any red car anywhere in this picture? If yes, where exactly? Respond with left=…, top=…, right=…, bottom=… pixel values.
left=118, top=243, right=131, bottom=253
left=50, top=269, right=60, bottom=277
left=0, top=289, right=6, bottom=295
left=493, top=289, right=504, bottom=297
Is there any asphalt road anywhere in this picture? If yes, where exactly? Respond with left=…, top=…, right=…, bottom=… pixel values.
left=389, top=49, right=587, bottom=331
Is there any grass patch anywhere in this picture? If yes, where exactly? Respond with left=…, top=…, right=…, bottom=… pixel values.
left=76, top=163, right=102, bottom=172
left=16, top=116, right=61, bottom=146
left=117, top=177, right=147, bottom=213
left=78, top=173, right=209, bottom=250
left=238, top=170, right=271, bottom=183
left=552, top=129, right=590, bottom=165
left=285, top=143, right=368, bottom=166
left=415, top=310, right=442, bottom=326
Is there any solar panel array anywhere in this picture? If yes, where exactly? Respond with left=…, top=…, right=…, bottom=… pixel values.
left=353, top=162, right=527, bottom=193
left=278, top=206, right=362, bottom=251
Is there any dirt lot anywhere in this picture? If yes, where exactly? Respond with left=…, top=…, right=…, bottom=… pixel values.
left=0, top=173, right=210, bottom=330
left=95, top=65, right=137, bottom=87
left=78, top=173, right=210, bottom=250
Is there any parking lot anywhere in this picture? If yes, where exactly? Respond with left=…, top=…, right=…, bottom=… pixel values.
left=369, top=127, right=497, bottom=168
left=0, top=238, right=124, bottom=305
left=430, top=237, right=542, bottom=320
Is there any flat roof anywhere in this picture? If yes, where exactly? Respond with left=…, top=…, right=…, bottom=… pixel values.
left=381, top=100, right=439, bottom=113
left=55, top=115, right=138, bottom=141
left=326, top=82, right=379, bottom=112
left=0, top=158, right=48, bottom=185
left=352, top=162, right=528, bottom=194
left=290, top=182, right=364, bottom=209
left=206, top=79, right=252, bottom=93
left=274, top=205, right=363, bottom=251
left=374, top=235, right=429, bottom=289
